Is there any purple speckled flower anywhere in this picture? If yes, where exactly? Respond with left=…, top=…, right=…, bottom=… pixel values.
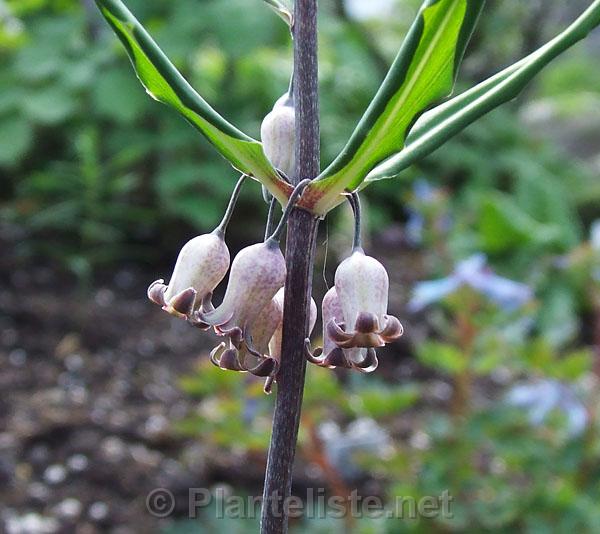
left=306, top=287, right=379, bottom=373
left=210, top=292, right=284, bottom=378
left=262, top=288, right=318, bottom=393
left=261, top=93, right=295, bottom=178
left=268, top=288, right=317, bottom=363
left=147, top=233, right=229, bottom=319
left=200, top=240, right=286, bottom=337
left=328, top=249, right=403, bottom=349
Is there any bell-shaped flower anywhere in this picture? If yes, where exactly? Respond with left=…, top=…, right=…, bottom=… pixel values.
left=306, top=287, right=379, bottom=373
left=199, top=240, right=286, bottom=341
left=261, top=93, right=295, bottom=179
left=147, top=233, right=229, bottom=319
left=328, top=249, right=403, bottom=349
left=210, top=293, right=283, bottom=378
left=261, top=288, right=317, bottom=393
left=210, top=287, right=318, bottom=393
left=268, top=288, right=318, bottom=362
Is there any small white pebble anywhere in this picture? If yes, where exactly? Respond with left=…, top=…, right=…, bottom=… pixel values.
left=54, top=498, right=82, bottom=519
left=67, top=454, right=89, bottom=472
left=43, top=464, right=67, bottom=485
left=89, top=501, right=109, bottom=521
left=9, top=348, right=27, bottom=366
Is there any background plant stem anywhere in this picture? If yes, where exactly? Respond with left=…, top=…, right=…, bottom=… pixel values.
left=260, top=0, right=320, bottom=532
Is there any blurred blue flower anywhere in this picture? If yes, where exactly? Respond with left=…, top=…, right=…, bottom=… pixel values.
left=409, top=254, right=533, bottom=312
left=319, top=418, right=391, bottom=480
left=413, top=179, right=436, bottom=202
left=590, top=220, right=600, bottom=253
left=590, top=220, right=600, bottom=282
left=505, top=379, right=588, bottom=437
left=406, top=179, right=442, bottom=245
left=405, top=212, right=425, bottom=246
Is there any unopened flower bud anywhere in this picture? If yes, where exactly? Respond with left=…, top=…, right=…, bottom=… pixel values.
left=147, top=233, right=229, bottom=319
left=261, top=94, right=295, bottom=178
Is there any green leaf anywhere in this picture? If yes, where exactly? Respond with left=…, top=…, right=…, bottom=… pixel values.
left=471, top=351, right=504, bottom=375
left=308, top=0, right=485, bottom=215
left=551, top=350, right=593, bottom=381
left=0, top=115, right=33, bottom=167
left=95, top=0, right=290, bottom=203
left=366, top=0, right=600, bottom=182
left=478, top=191, right=563, bottom=253
left=91, top=67, right=147, bottom=123
left=22, top=85, right=78, bottom=125
left=350, top=384, right=420, bottom=418
left=417, top=341, right=468, bottom=375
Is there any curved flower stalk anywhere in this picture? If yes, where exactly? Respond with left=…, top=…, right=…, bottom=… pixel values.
left=330, top=194, right=402, bottom=349
left=147, top=175, right=246, bottom=320
left=261, top=92, right=295, bottom=179
left=305, top=287, right=379, bottom=373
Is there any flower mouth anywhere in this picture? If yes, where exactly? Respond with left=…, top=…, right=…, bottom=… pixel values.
left=326, top=313, right=403, bottom=349
left=305, top=341, right=379, bottom=373
left=209, top=338, right=280, bottom=379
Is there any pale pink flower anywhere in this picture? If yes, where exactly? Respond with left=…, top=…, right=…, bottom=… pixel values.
left=328, top=249, right=403, bottom=349
left=306, top=287, right=379, bottom=372
left=147, top=233, right=229, bottom=319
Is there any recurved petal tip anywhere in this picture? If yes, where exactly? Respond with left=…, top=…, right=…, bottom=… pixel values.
left=352, top=348, right=379, bottom=373
left=189, top=310, right=211, bottom=330
left=304, top=339, right=325, bottom=365
left=218, top=349, right=245, bottom=372
left=263, top=376, right=275, bottom=395
left=323, top=348, right=351, bottom=368
left=210, top=342, right=227, bottom=367
left=247, top=357, right=278, bottom=377
left=326, top=319, right=353, bottom=346
left=164, top=287, right=197, bottom=318
left=147, top=279, right=167, bottom=306
left=216, top=326, right=243, bottom=348
left=380, top=315, right=404, bottom=342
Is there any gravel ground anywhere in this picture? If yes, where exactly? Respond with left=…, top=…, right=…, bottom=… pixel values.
left=0, top=259, right=220, bottom=533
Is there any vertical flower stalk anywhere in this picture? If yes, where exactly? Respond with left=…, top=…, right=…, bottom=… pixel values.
left=261, top=0, right=320, bottom=531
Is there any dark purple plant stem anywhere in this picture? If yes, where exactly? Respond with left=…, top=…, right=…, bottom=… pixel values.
left=260, top=0, right=320, bottom=532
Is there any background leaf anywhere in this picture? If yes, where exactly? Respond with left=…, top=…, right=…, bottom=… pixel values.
left=366, top=0, right=600, bottom=182
left=307, top=0, right=485, bottom=215
left=95, top=0, right=290, bottom=203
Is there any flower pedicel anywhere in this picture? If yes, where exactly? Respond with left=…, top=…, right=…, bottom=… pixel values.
left=147, top=175, right=246, bottom=319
